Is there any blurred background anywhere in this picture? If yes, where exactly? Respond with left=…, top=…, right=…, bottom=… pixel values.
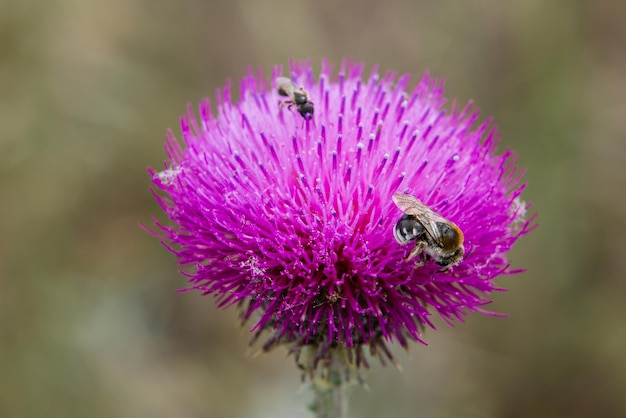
left=2, top=0, right=625, bottom=417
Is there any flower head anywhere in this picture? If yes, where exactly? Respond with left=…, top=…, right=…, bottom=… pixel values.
left=148, top=59, right=535, bottom=372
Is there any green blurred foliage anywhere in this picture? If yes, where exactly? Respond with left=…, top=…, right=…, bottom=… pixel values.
left=1, top=0, right=625, bottom=417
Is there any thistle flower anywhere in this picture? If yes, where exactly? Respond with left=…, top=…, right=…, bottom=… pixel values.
left=147, top=59, right=535, bottom=375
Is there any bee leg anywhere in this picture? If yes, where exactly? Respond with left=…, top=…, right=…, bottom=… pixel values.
left=413, top=252, right=428, bottom=269
left=405, top=241, right=426, bottom=264
left=279, top=100, right=293, bottom=111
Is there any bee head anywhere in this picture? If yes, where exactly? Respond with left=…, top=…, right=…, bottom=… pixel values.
left=436, top=246, right=465, bottom=267
left=298, top=102, right=314, bottom=119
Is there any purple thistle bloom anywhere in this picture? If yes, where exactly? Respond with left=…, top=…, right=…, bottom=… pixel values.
left=147, top=59, right=535, bottom=370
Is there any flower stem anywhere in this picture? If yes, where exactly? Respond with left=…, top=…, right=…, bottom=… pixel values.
left=309, top=350, right=350, bottom=418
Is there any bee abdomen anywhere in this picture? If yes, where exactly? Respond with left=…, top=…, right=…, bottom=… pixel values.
left=393, top=214, right=425, bottom=244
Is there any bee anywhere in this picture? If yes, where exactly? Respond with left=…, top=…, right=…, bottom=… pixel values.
left=276, top=76, right=314, bottom=119
left=392, top=193, right=464, bottom=268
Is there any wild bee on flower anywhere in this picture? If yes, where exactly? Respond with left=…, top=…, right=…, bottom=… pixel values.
left=392, top=193, right=464, bottom=268
left=276, top=76, right=314, bottom=119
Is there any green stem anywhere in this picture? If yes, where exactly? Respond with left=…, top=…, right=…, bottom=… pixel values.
left=310, top=350, right=350, bottom=418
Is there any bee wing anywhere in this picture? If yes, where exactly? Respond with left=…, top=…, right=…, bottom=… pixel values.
left=276, top=77, right=295, bottom=97
left=392, top=193, right=445, bottom=242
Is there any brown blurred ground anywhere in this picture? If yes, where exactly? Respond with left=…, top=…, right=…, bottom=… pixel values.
left=1, top=0, right=626, bottom=417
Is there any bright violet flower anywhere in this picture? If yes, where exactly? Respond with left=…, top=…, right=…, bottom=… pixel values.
left=148, top=59, right=535, bottom=370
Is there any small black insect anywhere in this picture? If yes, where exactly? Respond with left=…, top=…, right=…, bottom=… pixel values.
left=276, top=76, right=314, bottom=119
